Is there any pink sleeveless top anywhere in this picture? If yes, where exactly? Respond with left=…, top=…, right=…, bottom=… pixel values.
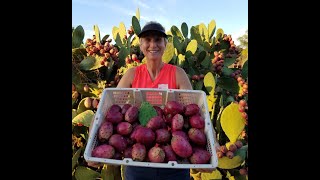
left=132, top=63, right=177, bottom=89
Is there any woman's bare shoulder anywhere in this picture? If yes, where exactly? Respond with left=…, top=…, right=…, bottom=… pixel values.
left=117, top=66, right=137, bottom=88
left=175, top=66, right=193, bottom=90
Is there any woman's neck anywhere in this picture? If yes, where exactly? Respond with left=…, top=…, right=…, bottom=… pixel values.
left=146, top=60, right=164, bottom=81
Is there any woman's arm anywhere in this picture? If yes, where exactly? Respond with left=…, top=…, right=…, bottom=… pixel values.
left=175, top=66, right=193, bottom=90
left=116, top=67, right=136, bottom=88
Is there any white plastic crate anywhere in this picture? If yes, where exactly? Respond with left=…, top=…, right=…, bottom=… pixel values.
left=84, top=88, right=218, bottom=169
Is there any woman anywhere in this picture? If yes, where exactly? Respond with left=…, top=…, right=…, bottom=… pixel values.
left=88, top=21, right=215, bottom=180
left=117, top=21, right=192, bottom=180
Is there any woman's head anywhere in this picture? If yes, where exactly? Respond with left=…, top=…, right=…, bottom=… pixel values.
left=138, top=21, right=168, bottom=61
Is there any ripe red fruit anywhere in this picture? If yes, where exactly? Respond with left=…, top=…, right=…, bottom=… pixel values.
left=92, top=99, right=99, bottom=109
left=192, top=75, right=200, bottom=81
left=226, top=151, right=234, bottom=159
left=219, top=145, right=228, bottom=154
left=72, top=84, right=76, bottom=91
left=132, top=54, right=138, bottom=61
left=228, top=144, right=237, bottom=152
left=241, top=112, right=247, bottom=119
left=125, top=57, right=132, bottom=64
left=239, top=100, right=247, bottom=107
left=216, top=151, right=224, bottom=158
left=72, top=91, right=79, bottom=99
left=238, top=106, right=245, bottom=112
left=83, top=84, right=89, bottom=92
left=239, top=168, right=248, bottom=175
left=235, top=140, right=243, bottom=149
left=84, top=97, right=92, bottom=108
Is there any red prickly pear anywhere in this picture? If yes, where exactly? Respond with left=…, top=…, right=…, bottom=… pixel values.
left=148, top=146, right=165, bottom=163
left=164, top=101, right=184, bottom=115
left=125, top=106, right=139, bottom=123
left=189, top=114, right=205, bottom=129
left=161, top=145, right=177, bottom=162
left=83, top=84, right=89, bottom=92
left=98, top=121, right=113, bottom=142
left=171, top=135, right=193, bottom=158
left=146, top=116, right=165, bottom=131
left=171, top=114, right=184, bottom=131
left=84, top=97, right=92, bottom=108
left=189, top=149, right=211, bottom=164
left=108, top=134, right=128, bottom=152
left=235, top=140, right=243, bottom=149
left=92, top=144, right=115, bottom=159
left=184, top=103, right=200, bottom=116
left=132, top=143, right=146, bottom=161
left=188, top=128, right=207, bottom=146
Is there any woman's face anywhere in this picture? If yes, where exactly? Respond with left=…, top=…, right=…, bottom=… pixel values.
left=139, top=32, right=167, bottom=61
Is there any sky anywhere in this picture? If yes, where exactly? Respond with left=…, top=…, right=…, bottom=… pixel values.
left=72, top=0, right=248, bottom=46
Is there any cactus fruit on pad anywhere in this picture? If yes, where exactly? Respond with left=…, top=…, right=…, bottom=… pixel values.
left=138, top=102, right=157, bottom=126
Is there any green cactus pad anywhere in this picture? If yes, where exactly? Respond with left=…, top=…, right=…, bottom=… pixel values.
left=199, top=23, right=209, bottom=42
left=119, top=22, right=127, bottom=44
left=216, top=28, right=224, bottom=41
left=217, top=76, right=239, bottom=94
left=201, top=169, right=222, bottom=180
left=186, top=40, right=198, bottom=54
left=72, top=148, right=82, bottom=171
left=224, top=57, right=237, bottom=67
left=115, top=33, right=122, bottom=46
left=72, top=25, right=85, bottom=48
left=208, top=20, right=216, bottom=40
left=204, top=72, right=215, bottom=95
left=220, top=102, right=246, bottom=143
left=203, top=41, right=211, bottom=52
left=234, top=145, right=248, bottom=160
left=190, top=26, right=203, bottom=45
left=178, top=54, right=185, bottom=66
left=72, top=48, right=87, bottom=57
left=162, top=42, right=175, bottom=63
left=138, top=102, right=157, bottom=126
left=131, top=36, right=140, bottom=46
left=101, top=165, right=118, bottom=180
left=198, top=51, right=206, bottom=63
left=241, top=60, right=248, bottom=79
left=194, top=80, right=204, bottom=90
left=94, top=25, right=101, bottom=43
left=222, top=66, right=234, bottom=76
left=101, top=35, right=110, bottom=42
left=200, top=55, right=211, bottom=68
left=72, top=109, right=78, bottom=120
left=217, top=156, right=243, bottom=169
left=173, top=36, right=183, bottom=54
left=75, top=166, right=101, bottom=180
left=181, top=22, right=188, bottom=38
left=72, top=110, right=94, bottom=127
left=72, top=68, right=81, bottom=85
left=118, top=47, right=130, bottom=67
left=132, top=16, right=141, bottom=35
left=112, top=26, right=119, bottom=42
left=206, top=94, right=216, bottom=115
left=171, top=26, right=183, bottom=39
left=79, top=56, right=104, bottom=71
left=136, top=8, right=140, bottom=21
